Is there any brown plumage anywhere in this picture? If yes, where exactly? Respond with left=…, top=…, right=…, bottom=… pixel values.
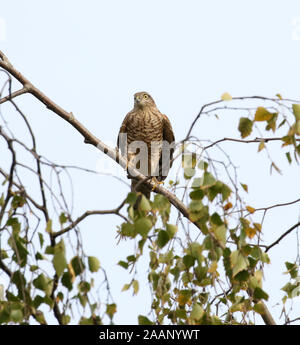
left=117, top=91, right=175, bottom=199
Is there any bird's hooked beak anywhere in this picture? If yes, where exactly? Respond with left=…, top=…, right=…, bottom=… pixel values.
left=135, top=95, right=141, bottom=104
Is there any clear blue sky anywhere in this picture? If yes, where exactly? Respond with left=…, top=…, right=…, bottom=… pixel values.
left=0, top=0, right=300, bottom=324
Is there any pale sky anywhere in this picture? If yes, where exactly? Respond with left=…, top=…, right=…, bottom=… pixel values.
left=0, top=0, right=300, bottom=324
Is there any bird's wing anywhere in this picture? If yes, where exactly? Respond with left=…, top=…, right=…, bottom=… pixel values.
left=158, top=114, right=175, bottom=180
left=117, top=112, right=130, bottom=156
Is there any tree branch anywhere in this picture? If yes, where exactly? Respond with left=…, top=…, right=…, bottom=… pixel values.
left=52, top=200, right=128, bottom=238
left=265, top=221, right=300, bottom=253
left=0, top=86, right=29, bottom=105
left=204, top=136, right=300, bottom=151
left=0, top=49, right=276, bottom=325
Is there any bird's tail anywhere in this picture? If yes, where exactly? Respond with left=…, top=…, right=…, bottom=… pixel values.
left=131, top=180, right=151, bottom=199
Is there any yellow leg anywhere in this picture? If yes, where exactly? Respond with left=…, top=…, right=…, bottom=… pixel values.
left=151, top=177, right=164, bottom=191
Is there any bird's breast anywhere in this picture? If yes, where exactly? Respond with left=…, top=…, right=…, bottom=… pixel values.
left=127, top=110, right=163, bottom=145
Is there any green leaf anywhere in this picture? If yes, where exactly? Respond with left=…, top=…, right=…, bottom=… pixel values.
left=33, top=295, right=45, bottom=308
left=125, top=192, right=138, bottom=205
left=230, top=250, right=249, bottom=277
left=166, top=224, right=177, bottom=238
left=8, top=236, right=29, bottom=267
left=189, top=242, right=203, bottom=262
left=254, top=107, right=273, bottom=121
left=46, top=219, right=52, bottom=233
left=221, top=183, right=232, bottom=201
left=190, top=303, right=204, bottom=320
left=61, top=272, right=73, bottom=291
left=183, top=255, right=195, bottom=268
left=138, top=315, right=153, bottom=325
left=135, top=217, right=152, bottom=237
left=61, top=315, right=71, bottom=325
left=238, top=117, right=253, bottom=138
left=106, top=303, right=117, bottom=319
left=59, top=212, right=68, bottom=225
left=11, top=194, right=26, bottom=209
left=0, top=193, right=4, bottom=207
left=253, top=302, right=266, bottom=315
left=286, top=152, right=292, bottom=164
left=11, top=271, right=27, bottom=298
left=253, top=287, right=269, bottom=301
left=121, top=222, right=135, bottom=237
left=10, top=309, right=23, bottom=323
left=182, top=152, right=197, bottom=168
left=45, top=246, right=54, bottom=255
left=157, top=230, right=170, bottom=248
left=126, top=255, right=136, bottom=262
left=189, top=200, right=203, bottom=212
left=35, top=311, right=46, bottom=324
left=78, top=281, right=91, bottom=294
left=118, top=261, right=129, bottom=269
left=202, top=172, right=216, bottom=186
left=214, top=225, right=227, bottom=245
left=38, top=232, right=44, bottom=248
left=265, top=112, right=278, bottom=132
left=71, top=256, right=85, bottom=276
left=88, top=256, right=100, bottom=272
left=33, top=274, right=53, bottom=296
left=79, top=317, right=94, bottom=325
left=292, top=104, right=300, bottom=121
left=194, top=265, right=207, bottom=282
left=153, top=194, right=170, bottom=211
left=285, top=262, right=298, bottom=278
left=6, top=217, right=21, bottom=233
left=139, top=195, right=151, bottom=211
left=52, top=239, right=67, bottom=277
left=189, top=189, right=204, bottom=200
left=211, top=213, right=223, bottom=226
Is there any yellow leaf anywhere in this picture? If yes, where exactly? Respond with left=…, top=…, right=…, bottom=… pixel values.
left=253, top=223, right=262, bottom=232
left=132, top=280, right=139, bottom=295
left=254, top=107, right=273, bottom=122
left=276, top=93, right=283, bottom=100
left=245, top=227, right=256, bottom=239
left=221, top=92, right=232, bottom=101
left=224, top=202, right=233, bottom=210
left=292, top=104, right=300, bottom=121
left=240, top=183, right=248, bottom=193
left=296, top=120, right=300, bottom=136
left=246, top=206, right=256, bottom=214
left=121, top=283, right=131, bottom=292
left=68, top=262, right=76, bottom=283
left=208, top=261, right=218, bottom=273
left=258, top=141, right=265, bottom=152
left=177, top=292, right=191, bottom=306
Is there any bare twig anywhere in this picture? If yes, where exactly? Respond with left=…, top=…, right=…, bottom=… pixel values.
left=52, top=201, right=128, bottom=238
left=265, top=222, right=300, bottom=253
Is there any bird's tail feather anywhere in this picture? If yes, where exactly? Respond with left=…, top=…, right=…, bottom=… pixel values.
left=131, top=180, right=151, bottom=199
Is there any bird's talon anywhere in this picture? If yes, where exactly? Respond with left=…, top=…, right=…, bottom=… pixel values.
left=151, top=178, right=164, bottom=190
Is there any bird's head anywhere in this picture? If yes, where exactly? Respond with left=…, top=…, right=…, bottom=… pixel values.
left=134, top=91, right=155, bottom=109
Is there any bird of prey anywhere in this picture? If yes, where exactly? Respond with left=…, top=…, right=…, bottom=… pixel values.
left=117, top=91, right=175, bottom=199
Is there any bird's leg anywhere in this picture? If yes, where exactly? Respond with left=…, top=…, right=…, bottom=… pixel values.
left=151, top=177, right=164, bottom=191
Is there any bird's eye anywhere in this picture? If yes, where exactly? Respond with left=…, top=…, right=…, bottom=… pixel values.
left=143, top=94, right=148, bottom=100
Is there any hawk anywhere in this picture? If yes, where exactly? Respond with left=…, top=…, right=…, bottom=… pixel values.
left=117, top=91, right=175, bottom=199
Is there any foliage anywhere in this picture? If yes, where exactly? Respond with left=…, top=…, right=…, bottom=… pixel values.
left=0, top=54, right=300, bottom=325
